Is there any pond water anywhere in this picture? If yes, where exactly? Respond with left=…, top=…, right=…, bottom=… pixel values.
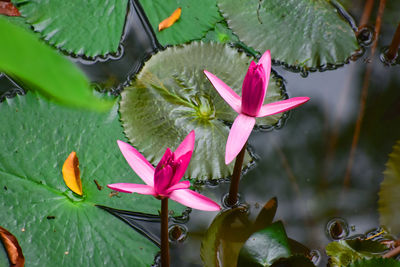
left=1, top=0, right=400, bottom=266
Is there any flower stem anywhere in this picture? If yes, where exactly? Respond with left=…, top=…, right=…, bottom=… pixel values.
left=161, top=198, right=169, bottom=267
left=386, top=23, right=400, bottom=61
left=227, top=142, right=247, bottom=206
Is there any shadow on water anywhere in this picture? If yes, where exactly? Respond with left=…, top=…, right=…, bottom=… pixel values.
left=72, top=0, right=160, bottom=95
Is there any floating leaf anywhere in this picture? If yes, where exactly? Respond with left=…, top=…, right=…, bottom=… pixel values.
left=0, top=2, right=20, bottom=16
left=217, top=0, right=359, bottom=71
left=12, top=0, right=128, bottom=57
left=237, top=221, right=291, bottom=267
left=62, top=151, right=83, bottom=196
left=202, top=22, right=239, bottom=44
left=120, top=42, right=286, bottom=181
left=158, top=7, right=181, bottom=31
left=139, top=0, right=222, bottom=45
left=0, top=92, right=185, bottom=266
left=0, top=226, right=25, bottom=267
left=0, top=17, right=113, bottom=111
left=348, top=258, right=400, bottom=267
left=346, top=239, right=388, bottom=254
left=379, top=140, right=400, bottom=234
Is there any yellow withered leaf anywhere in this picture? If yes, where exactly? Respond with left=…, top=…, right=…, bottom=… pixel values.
left=158, top=7, right=181, bottom=31
left=62, top=151, right=83, bottom=196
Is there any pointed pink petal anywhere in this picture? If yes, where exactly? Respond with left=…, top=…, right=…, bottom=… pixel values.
left=169, top=189, right=221, bottom=211
left=258, top=50, right=271, bottom=95
left=204, top=70, right=241, bottom=113
left=174, top=130, right=195, bottom=159
left=171, top=151, right=192, bottom=186
left=117, top=140, right=155, bottom=186
left=107, top=183, right=155, bottom=195
left=257, top=97, right=310, bottom=117
left=225, top=114, right=255, bottom=164
left=166, top=181, right=191, bottom=193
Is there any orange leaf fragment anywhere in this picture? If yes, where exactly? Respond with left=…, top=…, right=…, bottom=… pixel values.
left=0, top=2, right=20, bottom=17
left=0, top=226, right=25, bottom=267
left=158, top=7, right=181, bottom=31
left=62, top=151, right=83, bottom=196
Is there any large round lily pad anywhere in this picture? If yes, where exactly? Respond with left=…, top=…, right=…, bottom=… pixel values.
left=139, top=0, right=222, bottom=46
left=120, top=42, right=286, bottom=181
left=0, top=92, right=184, bottom=266
left=12, top=0, right=128, bottom=57
left=217, top=0, right=359, bottom=71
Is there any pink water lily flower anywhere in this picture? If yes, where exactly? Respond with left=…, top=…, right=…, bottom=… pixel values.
left=108, top=131, right=220, bottom=211
left=204, top=50, right=310, bottom=164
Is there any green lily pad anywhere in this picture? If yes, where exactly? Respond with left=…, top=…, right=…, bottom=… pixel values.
left=348, top=258, right=400, bottom=267
left=379, top=140, right=400, bottom=234
left=269, top=255, right=315, bottom=267
left=0, top=92, right=184, bottom=266
left=217, top=0, right=359, bottom=72
left=237, top=221, right=291, bottom=267
left=325, top=239, right=387, bottom=267
left=139, top=0, right=222, bottom=46
left=120, top=42, right=286, bottom=181
left=12, top=0, right=128, bottom=57
left=0, top=17, right=113, bottom=111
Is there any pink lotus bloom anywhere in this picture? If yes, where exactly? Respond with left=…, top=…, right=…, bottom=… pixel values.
left=108, top=131, right=220, bottom=211
left=204, top=50, right=310, bottom=164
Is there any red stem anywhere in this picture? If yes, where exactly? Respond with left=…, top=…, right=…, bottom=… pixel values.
left=161, top=198, right=169, bottom=267
left=386, top=23, right=400, bottom=61
left=227, top=143, right=247, bottom=206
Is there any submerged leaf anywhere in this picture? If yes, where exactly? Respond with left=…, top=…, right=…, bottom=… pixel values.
left=217, top=0, right=359, bottom=71
left=0, top=16, right=113, bottom=111
left=120, top=42, right=286, bottom=181
left=325, top=239, right=387, bottom=267
left=62, top=151, right=83, bottom=196
left=158, top=7, right=181, bottom=31
left=12, top=0, right=128, bottom=57
left=379, top=140, right=400, bottom=234
left=0, top=226, right=24, bottom=267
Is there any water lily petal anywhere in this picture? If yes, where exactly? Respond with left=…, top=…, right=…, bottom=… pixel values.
left=258, top=50, right=271, bottom=94
left=174, top=130, right=195, bottom=159
left=225, top=114, right=256, bottom=164
left=257, top=97, right=310, bottom=117
left=117, top=140, right=155, bottom=186
left=166, top=181, right=191, bottom=193
left=203, top=70, right=241, bottom=113
left=107, top=183, right=155, bottom=195
left=241, top=61, right=267, bottom=116
left=169, top=189, right=221, bottom=211
left=171, top=151, right=192, bottom=186
left=154, top=162, right=174, bottom=195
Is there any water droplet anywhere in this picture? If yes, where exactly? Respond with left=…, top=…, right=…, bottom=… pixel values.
left=326, top=218, right=349, bottom=240
left=380, top=46, right=399, bottom=66
left=357, top=26, right=375, bottom=47
left=222, top=193, right=241, bottom=208
left=310, top=249, right=321, bottom=265
left=168, top=224, right=187, bottom=243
